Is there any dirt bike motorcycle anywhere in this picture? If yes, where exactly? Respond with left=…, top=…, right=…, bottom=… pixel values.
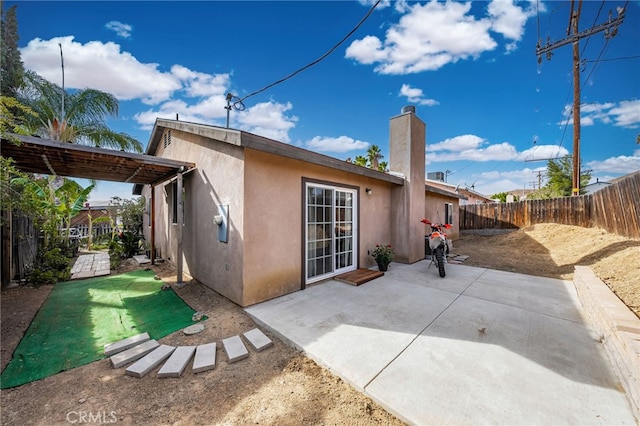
left=421, top=219, right=452, bottom=278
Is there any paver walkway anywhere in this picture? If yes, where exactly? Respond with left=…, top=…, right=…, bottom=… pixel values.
left=70, top=253, right=110, bottom=280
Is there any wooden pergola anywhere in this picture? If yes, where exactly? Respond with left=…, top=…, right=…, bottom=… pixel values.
left=1, top=134, right=195, bottom=286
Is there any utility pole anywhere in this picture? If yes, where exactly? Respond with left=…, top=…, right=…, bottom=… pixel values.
left=536, top=0, right=625, bottom=196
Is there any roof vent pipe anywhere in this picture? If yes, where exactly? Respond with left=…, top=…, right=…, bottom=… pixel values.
left=402, top=105, right=416, bottom=114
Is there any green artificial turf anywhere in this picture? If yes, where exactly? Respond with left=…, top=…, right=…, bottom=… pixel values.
left=1, top=269, right=202, bottom=389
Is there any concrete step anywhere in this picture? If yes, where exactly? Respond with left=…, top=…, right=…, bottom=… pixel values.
left=104, top=332, right=151, bottom=356
left=158, top=346, right=195, bottom=378
left=222, top=335, right=249, bottom=363
left=243, top=328, right=273, bottom=352
left=110, top=340, right=159, bottom=368
left=193, top=342, right=217, bottom=373
left=125, top=345, right=176, bottom=378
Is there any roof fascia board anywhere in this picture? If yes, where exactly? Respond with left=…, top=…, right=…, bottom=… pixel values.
left=425, top=184, right=467, bottom=200
left=241, top=131, right=404, bottom=185
left=148, top=119, right=241, bottom=155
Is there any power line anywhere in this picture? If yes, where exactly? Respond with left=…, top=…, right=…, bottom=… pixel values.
left=585, top=55, right=640, bottom=62
left=224, top=0, right=382, bottom=127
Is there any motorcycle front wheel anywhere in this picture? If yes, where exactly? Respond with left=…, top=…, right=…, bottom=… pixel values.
left=435, top=246, right=446, bottom=277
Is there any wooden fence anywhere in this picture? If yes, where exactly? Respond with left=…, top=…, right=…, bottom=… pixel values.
left=460, top=171, right=640, bottom=239
left=11, top=214, right=38, bottom=281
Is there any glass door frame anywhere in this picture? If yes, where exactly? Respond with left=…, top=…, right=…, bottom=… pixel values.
left=302, top=179, right=359, bottom=287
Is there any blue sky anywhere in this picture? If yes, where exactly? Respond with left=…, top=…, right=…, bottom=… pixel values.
left=10, top=0, right=640, bottom=202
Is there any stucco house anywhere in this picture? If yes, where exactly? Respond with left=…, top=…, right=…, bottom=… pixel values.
left=135, top=107, right=446, bottom=307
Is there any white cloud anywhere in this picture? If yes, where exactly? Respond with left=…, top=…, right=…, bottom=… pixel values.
left=466, top=165, right=547, bottom=195
left=587, top=155, right=640, bottom=174
left=21, top=36, right=182, bottom=104
left=427, top=133, right=568, bottom=164
left=560, top=100, right=640, bottom=128
left=358, top=0, right=392, bottom=9
left=306, top=136, right=370, bottom=153
left=346, top=0, right=536, bottom=74
left=487, top=0, right=536, bottom=42
left=235, top=101, right=298, bottom=143
left=516, top=145, right=569, bottom=161
left=22, top=36, right=298, bottom=142
left=399, top=84, right=439, bottom=106
left=429, top=134, right=485, bottom=152
left=609, top=100, right=640, bottom=128
left=105, top=21, right=133, bottom=39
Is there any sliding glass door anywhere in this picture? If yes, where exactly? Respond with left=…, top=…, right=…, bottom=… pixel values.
left=305, top=183, right=357, bottom=284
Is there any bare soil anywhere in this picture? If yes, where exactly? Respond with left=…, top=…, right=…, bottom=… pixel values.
left=1, top=223, right=638, bottom=425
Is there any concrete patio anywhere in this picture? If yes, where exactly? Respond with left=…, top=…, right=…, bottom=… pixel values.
left=246, top=261, right=637, bottom=425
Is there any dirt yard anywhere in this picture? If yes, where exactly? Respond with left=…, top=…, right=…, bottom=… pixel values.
left=1, top=223, right=638, bottom=425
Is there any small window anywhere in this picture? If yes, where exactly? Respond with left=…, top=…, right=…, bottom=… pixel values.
left=146, top=196, right=151, bottom=227
left=445, top=202, right=453, bottom=225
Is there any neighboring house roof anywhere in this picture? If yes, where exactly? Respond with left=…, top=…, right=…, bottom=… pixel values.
left=583, top=180, right=612, bottom=194
left=424, top=179, right=467, bottom=200
left=425, top=183, right=467, bottom=200
left=134, top=119, right=405, bottom=194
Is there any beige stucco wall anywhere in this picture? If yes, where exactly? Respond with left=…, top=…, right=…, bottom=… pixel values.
left=144, top=129, right=399, bottom=307
left=425, top=192, right=461, bottom=240
left=242, top=148, right=395, bottom=306
left=389, top=111, right=426, bottom=263
left=143, top=129, right=246, bottom=305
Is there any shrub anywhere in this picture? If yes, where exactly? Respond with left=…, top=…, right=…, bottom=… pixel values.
left=26, top=247, right=71, bottom=286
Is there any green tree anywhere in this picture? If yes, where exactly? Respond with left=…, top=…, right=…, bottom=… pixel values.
left=119, top=197, right=145, bottom=236
left=491, top=192, right=508, bottom=203
left=545, top=157, right=591, bottom=197
left=367, top=145, right=383, bottom=170
left=17, top=70, right=143, bottom=152
left=1, top=2, right=24, bottom=97
left=10, top=175, right=94, bottom=250
left=56, top=179, right=94, bottom=247
left=1, top=96, right=36, bottom=137
left=352, top=155, right=368, bottom=167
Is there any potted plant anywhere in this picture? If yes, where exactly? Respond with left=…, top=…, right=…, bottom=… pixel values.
left=371, top=244, right=394, bottom=271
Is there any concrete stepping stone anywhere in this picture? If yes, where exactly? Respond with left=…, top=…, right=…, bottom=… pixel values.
left=183, top=323, right=205, bottom=335
left=125, top=345, right=175, bottom=378
left=110, top=339, right=159, bottom=368
left=193, top=342, right=217, bottom=373
left=104, top=332, right=150, bottom=356
left=243, top=328, right=273, bottom=352
left=222, top=335, right=249, bottom=363
left=158, top=346, right=195, bottom=378
left=133, top=255, right=151, bottom=265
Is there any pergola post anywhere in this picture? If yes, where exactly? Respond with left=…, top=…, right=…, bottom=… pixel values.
left=176, top=171, right=184, bottom=285
left=150, top=184, right=156, bottom=265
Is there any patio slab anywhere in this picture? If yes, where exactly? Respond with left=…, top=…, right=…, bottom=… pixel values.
left=246, top=261, right=637, bottom=425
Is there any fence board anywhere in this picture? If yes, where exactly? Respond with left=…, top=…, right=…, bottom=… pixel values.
left=460, top=172, right=639, bottom=239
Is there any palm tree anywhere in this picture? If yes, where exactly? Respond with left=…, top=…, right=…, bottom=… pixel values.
left=352, top=155, right=368, bottom=167
left=17, top=70, right=142, bottom=152
left=367, top=145, right=383, bottom=170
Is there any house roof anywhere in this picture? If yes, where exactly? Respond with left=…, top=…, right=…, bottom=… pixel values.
left=142, top=119, right=406, bottom=188
left=2, top=134, right=195, bottom=188
left=425, top=183, right=467, bottom=200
